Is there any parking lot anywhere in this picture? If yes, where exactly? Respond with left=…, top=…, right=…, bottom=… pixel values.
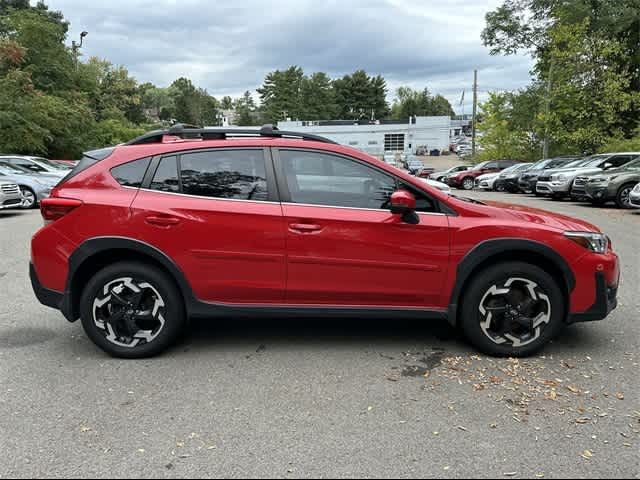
left=0, top=191, right=638, bottom=479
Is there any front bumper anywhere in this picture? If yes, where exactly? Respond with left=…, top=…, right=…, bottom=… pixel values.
left=536, top=181, right=571, bottom=195
left=585, top=183, right=612, bottom=201
left=568, top=272, right=619, bottom=323
left=0, top=195, right=23, bottom=209
left=629, top=190, right=640, bottom=208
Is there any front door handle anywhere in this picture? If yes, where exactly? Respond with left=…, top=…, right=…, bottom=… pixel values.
left=289, top=223, right=323, bottom=233
left=146, top=215, right=181, bottom=227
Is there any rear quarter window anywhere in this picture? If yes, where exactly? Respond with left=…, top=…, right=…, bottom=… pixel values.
left=111, top=158, right=151, bottom=188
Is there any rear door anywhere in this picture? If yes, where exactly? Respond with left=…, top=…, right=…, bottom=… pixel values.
left=274, top=148, right=451, bottom=309
left=130, top=148, right=286, bottom=304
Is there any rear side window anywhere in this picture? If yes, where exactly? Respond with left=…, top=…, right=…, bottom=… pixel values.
left=111, top=158, right=150, bottom=188
left=150, top=156, right=180, bottom=193
left=179, top=150, right=268, bottom=201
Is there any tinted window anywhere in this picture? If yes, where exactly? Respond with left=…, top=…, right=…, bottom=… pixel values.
left=485, top=162, right=500, bottom=169
left=151, top=156, right=180, bottom=193
left=180, top=150, right=268, bottom=201
left=111, top=158, right=150, bottom=188
left=608, top=155, right=636, bottom=167
left=280, top=150, right=396, bottom=209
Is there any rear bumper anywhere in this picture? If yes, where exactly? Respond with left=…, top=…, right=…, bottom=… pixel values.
left=568, top=272, right=619, bottom=323
left=30, top=262, right=63, bottom=311
left=30, top=262, right=75, bottom=321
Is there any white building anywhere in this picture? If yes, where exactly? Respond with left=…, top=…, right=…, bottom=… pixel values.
left=277, top=116, right=451, bottom=155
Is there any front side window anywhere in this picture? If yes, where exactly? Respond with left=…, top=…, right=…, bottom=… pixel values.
left=180, top=150, right=268, bottom=201
left=111, top=158, right=150, bottom=188
left=280, top=149, right=396, bottom=209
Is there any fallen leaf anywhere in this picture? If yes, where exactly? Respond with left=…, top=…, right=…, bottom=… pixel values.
left=567, top=386, right=581, bottom=394
left=581, top=450, right=593, bottom=460
left=616, top=392, right=624, bottom=400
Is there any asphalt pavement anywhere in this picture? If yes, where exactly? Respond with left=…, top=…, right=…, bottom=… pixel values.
left=0, top=191, right=638, bottom=479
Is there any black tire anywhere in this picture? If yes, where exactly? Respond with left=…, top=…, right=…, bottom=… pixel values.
left=551, top=193, right=565, bottom=201
left=19, top=186, right=37, bottom=209
left=461, top=177, right=475, bottom=190
left=79, top=261, right=186, bottom=358
left=615, top=183, right=635, bottom=209
left=460, top=261, right=566, bottom=357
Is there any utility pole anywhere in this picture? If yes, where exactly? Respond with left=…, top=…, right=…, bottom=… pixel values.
left=542, top=60, right=554, bottom=159
left=472, top=69, right=478, bottom=156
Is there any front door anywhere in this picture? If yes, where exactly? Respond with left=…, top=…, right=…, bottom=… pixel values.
left=275, top=148, right=451, bottom=309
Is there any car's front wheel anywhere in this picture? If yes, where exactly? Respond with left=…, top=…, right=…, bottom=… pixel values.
left=460, top=262, right=565, bottom=357
left=462, top=177, right=475, bottom=190
left=80, top=262, right=185, bottom=358
left=19, top=186, right=37, bottom=209
left=615, top=183, right=635, bottom=209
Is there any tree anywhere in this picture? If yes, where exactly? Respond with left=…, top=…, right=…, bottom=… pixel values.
left=391, top=87, right=455, bottom=119
left=234, top=91, right=257, bottom=126
left=220, top=96, right=233, bottom=110
left=301, top=72, right=337, bottom=120
left=168, top=78, right=218, bottom=125
left=257, top=66, right=305, bottom=122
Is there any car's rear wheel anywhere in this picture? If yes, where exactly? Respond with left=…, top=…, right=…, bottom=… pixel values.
left=80, top=262, right=185, bottom=358
left=19, top=186, right=37, bottom=209
left=462, top=177, right=475, bottom=190
left=460, top=262, right=565, bottom=357
left=615, top=183, right=635, bottom=209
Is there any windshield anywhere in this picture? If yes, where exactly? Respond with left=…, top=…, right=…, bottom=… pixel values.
left=33, top=157, right=71, bottom=170
left=620, top=158, right=640, bottom=171
left=580, top=155, right=610, bottom=168
left=471, top=161, right=490, bottom=171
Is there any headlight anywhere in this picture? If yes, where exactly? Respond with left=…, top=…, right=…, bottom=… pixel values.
left=564, top=232, right=609, bottom=254
left=633, top=184, right=640, bottom=193
left=552, top=174, right=567, bottom=182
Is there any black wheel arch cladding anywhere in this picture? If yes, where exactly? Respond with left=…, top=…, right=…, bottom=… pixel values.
left=447, top=238, right=575, bottom=326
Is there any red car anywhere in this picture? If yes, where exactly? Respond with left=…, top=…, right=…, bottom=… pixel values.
left=30, top=125, right=620, bottom=358
left=447, top=160, right=521, bottom=190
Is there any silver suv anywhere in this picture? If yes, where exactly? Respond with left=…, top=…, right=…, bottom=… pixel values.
left=536, top=153, right=639, bottom=199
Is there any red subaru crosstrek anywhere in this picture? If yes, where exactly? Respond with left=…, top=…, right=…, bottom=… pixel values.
left=30, top=125, right=620, bottom=358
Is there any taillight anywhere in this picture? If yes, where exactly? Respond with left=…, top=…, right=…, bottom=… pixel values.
left=40, top=197, right=83, bottom=224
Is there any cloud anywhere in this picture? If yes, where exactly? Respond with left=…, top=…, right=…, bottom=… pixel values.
left=47, top=0, right=533, bottom=112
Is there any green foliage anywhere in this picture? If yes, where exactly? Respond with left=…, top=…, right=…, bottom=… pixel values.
left=391, top=87, right=455, bottom=119
left=333, top=70, right=389, bottom=120
left=483, top=0, right=640, bottom=157
left=169, top=77, right=219, bottom=125
left=234, top=91, right=258, bottom=126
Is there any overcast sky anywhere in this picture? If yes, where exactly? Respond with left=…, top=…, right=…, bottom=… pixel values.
left=46, top=0, right=533, bottom=114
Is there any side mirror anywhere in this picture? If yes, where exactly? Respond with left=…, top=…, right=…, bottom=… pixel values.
left=603, top=163, right=613, bottom=170
left=390, top=190, right=419, bottom=224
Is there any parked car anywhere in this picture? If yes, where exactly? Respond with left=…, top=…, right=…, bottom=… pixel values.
left=570, top=153, right=640, bottom=202
left=0, top=155, right=70, bottom=177
left=418, top=177, right=451, bottom=194
left=0, top=161, right=60, bottom=208
left=31, top=125, right=620, bottom=359
left=493, top=163, right=533, bottom=193
left=629, top=183, right=640, bottom=209
left=428, top=165, right=472, bottom=182
left=447, top=160, right=521, bottom=190
left=0, top=177, right=23, bottom=210
left=518, top=157, right=580, bottom=194
left=536, top=153, right=639, bottom=199
left=406, top=156, right=425, bottom=175
left=583, top=158, right=640, bottom=208
left=475, top=172, right=501, bottom=190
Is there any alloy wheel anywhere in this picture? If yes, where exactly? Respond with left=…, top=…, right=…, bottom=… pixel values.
left=478, top=277, right=552, bottom=348
left=462, top=178, right=474, bottom=190
left=20, top=188, right=35, bottom=209
left=619, top=186, right=632, bottom=207
left=92, top=277, right=166, bottom=348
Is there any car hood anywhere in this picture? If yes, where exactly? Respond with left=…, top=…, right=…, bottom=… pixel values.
left=481, top=200, right=601, bottom=232
left=545, top=166, right=602, bottom=176
left=477, top=172, right=500, bottom=181
left=589, top=168, right=640, bottom=181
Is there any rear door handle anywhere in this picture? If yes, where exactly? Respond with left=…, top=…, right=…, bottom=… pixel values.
left=289, top=223, right=323, bottom=233
left=146, top=215, right=181, bottom=227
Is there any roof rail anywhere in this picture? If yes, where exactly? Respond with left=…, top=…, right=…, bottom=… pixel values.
left=124, top=124, right=338, bottom=146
